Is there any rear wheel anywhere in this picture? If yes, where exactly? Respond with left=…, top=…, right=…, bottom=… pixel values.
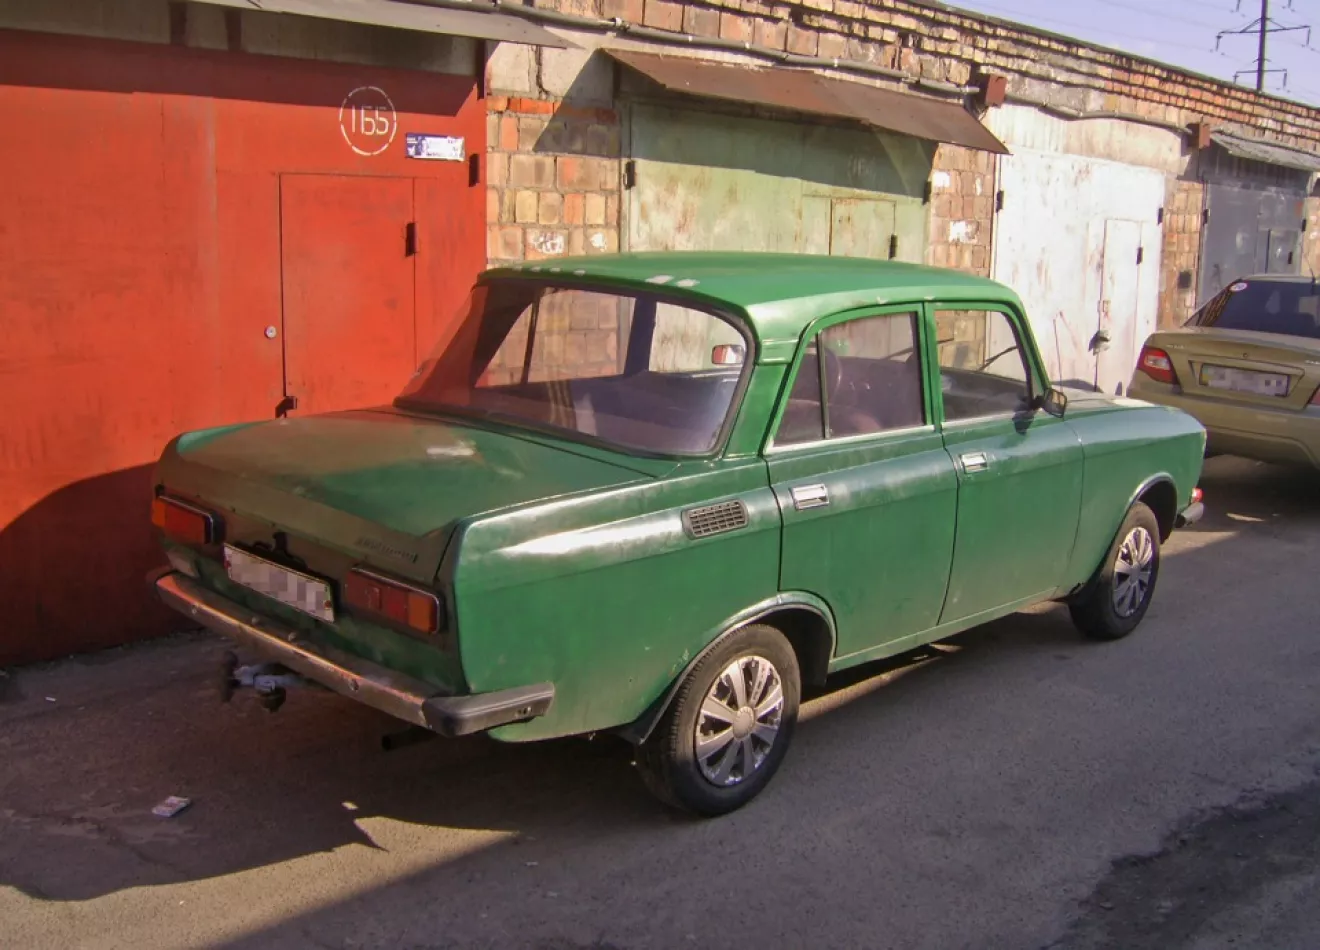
left=1069, top=501, right=1162, bottom=641
left=636, top=624, right=800, bottom=816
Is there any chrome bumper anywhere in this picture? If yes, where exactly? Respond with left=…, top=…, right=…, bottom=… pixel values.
left=150, top=569, right=553, bottom=737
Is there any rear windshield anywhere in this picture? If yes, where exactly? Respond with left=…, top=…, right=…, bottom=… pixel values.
left=1187, top=280, right=1320, bottom=340
left=395, top=281, right=751, bottom=457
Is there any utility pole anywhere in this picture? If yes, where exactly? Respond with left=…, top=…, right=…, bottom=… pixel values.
left=1216, top=0, right=1310, bottom=93
left=1257, top=0, right=1269, bottom=92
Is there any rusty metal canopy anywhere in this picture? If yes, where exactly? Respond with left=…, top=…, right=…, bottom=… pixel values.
left=191, top=0, right=572, bottom=48
left=608, top=49, right=1008, bottom=154
left=1211, top=131, right=1320, bottom=173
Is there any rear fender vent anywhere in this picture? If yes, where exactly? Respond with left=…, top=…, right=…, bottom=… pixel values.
left=681, top=501, right=749, bottom=539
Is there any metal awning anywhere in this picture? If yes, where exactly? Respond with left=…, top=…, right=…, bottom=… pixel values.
left=607, top=49, right=1008, bottom=154
left=192, top=0, right=573, bottom=48
left=1211, top=131, right=1320, bottom=173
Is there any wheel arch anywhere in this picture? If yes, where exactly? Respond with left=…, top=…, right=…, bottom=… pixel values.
left=1131, top=474, right=1179, bottom=541
left=618, top=593, right=837, bottom=746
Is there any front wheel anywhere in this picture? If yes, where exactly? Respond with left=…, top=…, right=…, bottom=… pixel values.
left=636, top=624, right=800, bottom=817
left=1069, top=501, right=1162, bottom=641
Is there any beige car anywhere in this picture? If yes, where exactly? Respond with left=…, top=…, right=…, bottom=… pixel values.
left=1130, top=274, right=1320, bottom=468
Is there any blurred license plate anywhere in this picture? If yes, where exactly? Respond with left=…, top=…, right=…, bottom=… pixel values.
left=223, top=545, right=335, bottom=622
left=1200, top=365, right=1289, bottom=397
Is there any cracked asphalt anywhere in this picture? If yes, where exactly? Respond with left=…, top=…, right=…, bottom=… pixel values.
left=3, top=455, right=1320, bottom=950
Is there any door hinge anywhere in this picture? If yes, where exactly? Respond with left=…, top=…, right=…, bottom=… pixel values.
left=1136, top=246, right=1144, bottom=266
left=1303, top=218, right=1309, bottom=233
left=995, top=189, right=1005, bottom=212
left=1289, top=251, right=1296, bottom=265
left=468, top=152, right=481, bottom=187
left=405, top=222, right=418, bottom=257
left=623, top=159, right=637, bottom=190
left=1203, top=208, right=1211, bottom=225
left=1157, top=207, right=1165, bottom=225
left=888, top=234, right=899, bottom=260
left=923, top=179, right=933, bottom=204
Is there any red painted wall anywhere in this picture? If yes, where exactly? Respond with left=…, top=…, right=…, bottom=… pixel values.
left=0, top=29, right=486, bottom=665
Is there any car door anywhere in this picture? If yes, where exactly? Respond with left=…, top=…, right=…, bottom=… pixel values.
left=932, top=303, right=1084, bottom=624
left=767, top=306, right=959, bottom=663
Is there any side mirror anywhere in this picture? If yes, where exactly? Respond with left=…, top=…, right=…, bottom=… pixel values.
left=1037, top=387, right=1068, bottom=418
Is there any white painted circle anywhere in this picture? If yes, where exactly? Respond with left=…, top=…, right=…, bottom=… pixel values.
left=339, top=86, right=397, bottom=157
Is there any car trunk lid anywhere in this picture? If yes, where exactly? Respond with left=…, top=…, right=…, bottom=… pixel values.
left=156, top=408, right=658, bottom=583
left=1144, top=328, right=1320, bottom=411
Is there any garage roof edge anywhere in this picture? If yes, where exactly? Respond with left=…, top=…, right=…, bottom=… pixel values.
left=1211, top=131, right=1320, bottom=173
left=606, top=48, right=1009, bottom=155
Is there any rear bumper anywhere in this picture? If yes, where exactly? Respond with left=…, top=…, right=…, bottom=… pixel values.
left=1129, top=381, right=1320, bottom=468
left=1176, top=502, right=1205, bottom=528
left=149, top=569, right=553, bottom=737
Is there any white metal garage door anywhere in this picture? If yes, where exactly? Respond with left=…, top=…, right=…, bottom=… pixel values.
left=991, top=147, right=1165, bottom=395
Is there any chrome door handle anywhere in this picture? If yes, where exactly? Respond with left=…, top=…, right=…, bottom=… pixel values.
left=960, top=452, right=990, bottom=473
left=791, top=484, right=830, bottom=511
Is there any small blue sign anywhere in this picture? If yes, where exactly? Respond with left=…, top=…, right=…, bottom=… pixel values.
left=405, top=133, right=465, bottom=161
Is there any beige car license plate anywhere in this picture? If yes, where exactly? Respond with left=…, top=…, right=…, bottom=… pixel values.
left=223, top=545, right=335, bottom=622
left=1200, top=365, right=1289, bottom=397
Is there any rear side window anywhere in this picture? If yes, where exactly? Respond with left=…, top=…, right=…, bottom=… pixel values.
left=1189, top=281, right=1320, bottom=340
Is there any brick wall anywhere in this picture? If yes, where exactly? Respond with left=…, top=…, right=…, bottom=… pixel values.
left=1158, top=180, right=1205, bottom=329
left=927, top=144, right=996, bottom=276
left=1305, top=196, right=1320, bottom=284
left=567, top=0, right=1320, bottom=152
left=486, top=95, right=621, bottom=265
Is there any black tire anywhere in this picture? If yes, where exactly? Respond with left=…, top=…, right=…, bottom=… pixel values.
left=1069, top=501, right=1162, bottom=641
left=636, top=624, right=800, bottom=817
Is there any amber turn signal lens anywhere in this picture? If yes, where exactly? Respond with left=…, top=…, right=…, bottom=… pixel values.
left=343, top=569, right=441, bottom=636
left=151, top=496, right=218, bottom=546
left=1138, top=345, right=1178, bottom=386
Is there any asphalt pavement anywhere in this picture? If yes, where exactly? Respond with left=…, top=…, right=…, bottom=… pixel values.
left=2, top=455, right=1319, bottom=950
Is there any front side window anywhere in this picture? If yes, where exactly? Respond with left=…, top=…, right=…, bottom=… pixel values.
left=935, top=309, right=1032, bottom=421
left=396, top=283, right=749, bottom=456
left=776, top=312, right=924, bottom=446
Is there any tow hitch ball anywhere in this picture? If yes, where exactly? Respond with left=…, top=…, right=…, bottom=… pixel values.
left=220, top=651, right=308, bottom=713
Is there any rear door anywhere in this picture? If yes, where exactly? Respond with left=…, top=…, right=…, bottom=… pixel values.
left=933, top=304, right=1084, bottom=623
left=768, top=306, right=958, bottom=662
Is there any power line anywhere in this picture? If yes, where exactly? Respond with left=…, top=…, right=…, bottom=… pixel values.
left=1216, top=0, right=1312, bottom=90
left=954, top=1, right=1231, bottom=54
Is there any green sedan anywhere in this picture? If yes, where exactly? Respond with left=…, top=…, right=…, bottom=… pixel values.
left=148, top=253, right=1206, bottom=815
left=1131, top=274, right=1320, bottom=469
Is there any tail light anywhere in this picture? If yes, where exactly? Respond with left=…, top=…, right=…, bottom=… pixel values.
left=1138, top=345, right=1179, bottom=385
left=1191, top=487, right=1203, bottom=505
left=151, top=495, right=220, bottom=545
left=344, top=568, right=442, bottom=636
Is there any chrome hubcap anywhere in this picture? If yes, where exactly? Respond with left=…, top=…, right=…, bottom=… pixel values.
left=1112, top=526, right=1156, bottom=618
left=695, top=655, right=784, bottom=788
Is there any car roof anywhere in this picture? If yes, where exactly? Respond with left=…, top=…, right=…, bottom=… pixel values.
left=484, top=252, right=1023, bottom=346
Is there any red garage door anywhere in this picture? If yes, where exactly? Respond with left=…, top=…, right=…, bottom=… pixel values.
left=0, top=30, right=485, bottom=665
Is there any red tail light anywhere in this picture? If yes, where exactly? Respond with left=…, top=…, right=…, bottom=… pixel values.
left=151, top=496, right=219, bottom=545
left=1191, top=487, right=1203, bottom=505
left=344, top=568, right=442, bottom=636
left=1138, top=345, right=1179, bottom=385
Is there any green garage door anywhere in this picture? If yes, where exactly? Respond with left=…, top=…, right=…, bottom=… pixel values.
left=626, top=104, right=933, bottom=262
